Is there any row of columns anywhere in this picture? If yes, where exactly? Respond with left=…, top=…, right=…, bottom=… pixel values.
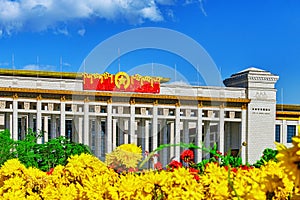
left=5, top=97, right=247, bottom=163
left=103, top=103, right=247, bottom=164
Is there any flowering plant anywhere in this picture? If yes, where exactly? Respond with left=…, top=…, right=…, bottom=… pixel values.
left=105, top=143, right=142, bottom=173
left=0, top=140, right=298, bottom=199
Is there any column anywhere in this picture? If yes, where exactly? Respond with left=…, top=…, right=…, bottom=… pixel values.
left=169, top=122, right=175, bottom=159
left=204, top=121, right=210, bottom=159
left=298, top=117, right=300, bottom=135
left=5, top=113, right=11, bottom=131
left=72, top=118, right=76, bottom=142
left=225, top=123, right=231, bottom=152
left=12, top=95, right=18, bottom=140
left=44, top=116, right=49, bottom=143
left=83, top=99, right=89, bottom=146
left=175, top=104, right=181, bottom=161
left=36, top=98, right=42, bottom=144
left=60, top=99, right=66, bottom=137
left=28, top=113, right=34, bottom=131
left=282, top=119, right=287, bottom=145
left=78, top=116, right=83, bottom=143
left=163, top=120, right=169, bottom=166
left=106, top=100, right=113, bottom=153
left=130, top=101, right=136, bottom=144
left=21, top=117, right=26, bottom=140
left=183, top=120, right=189, bottom=144
left=196, top=105, right=203, bottom=162
left=218, top=106, right=225, bottom=154
left=124, top=119, right=129, bottom=144
left=152, top=103, right=158, bottom=153
left=112, top=118, right=117, bottom=149
left=95, top=117, right=100, bottom=158
left=140, top=119, right=146, bottom=155
left=145, top=120, right=150, bottom=154
left=152, top=104, right=158, bottom=166
left=50, top=115, right=57, bottom=139
left=99, top=119, right=103, bottom=158
left=241, top=107, right=247, bottom=163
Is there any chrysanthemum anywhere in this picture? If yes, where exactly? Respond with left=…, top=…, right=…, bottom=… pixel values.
left=276, top=137, right=300, bottom=193
left=106, top=144, right=143, bottom=170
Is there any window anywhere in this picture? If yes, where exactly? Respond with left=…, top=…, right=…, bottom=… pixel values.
left=287, top=125, right=296, bottom=143
left=275, top=125, right=281, bottom=142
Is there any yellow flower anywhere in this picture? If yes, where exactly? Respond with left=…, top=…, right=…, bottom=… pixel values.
left=0, top=159, right=26, bottom=177
left=260, top=161, right=293, bottom=199
left=276, top=138, right=300, bottom=193
left=200, top=163, right=231, bottom=199
left=118, top=143, right=143, bottom=154
left=105, top=144, right=142, bottom=170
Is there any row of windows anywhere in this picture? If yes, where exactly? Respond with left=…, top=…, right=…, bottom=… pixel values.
left=252, top=107, right=271, bottom=112
left=275, top=124, right=296, bottom=143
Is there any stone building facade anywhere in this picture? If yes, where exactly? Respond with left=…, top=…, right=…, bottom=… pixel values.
left=0, top=67, right=280, bottom=164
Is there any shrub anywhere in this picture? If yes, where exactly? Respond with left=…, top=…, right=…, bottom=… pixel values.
left=0, top=129, right=91, bottom=171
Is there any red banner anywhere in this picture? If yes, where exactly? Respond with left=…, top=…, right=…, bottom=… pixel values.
left=83, top=72, right=162, bottom=93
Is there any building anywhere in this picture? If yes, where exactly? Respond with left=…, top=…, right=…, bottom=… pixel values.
left=0, top=67, right=282, bottom=164
left=275, top=104, right=300, bottom=148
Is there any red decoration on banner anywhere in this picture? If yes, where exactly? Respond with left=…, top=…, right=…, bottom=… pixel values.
left=83, top=72, right=162, bottom=93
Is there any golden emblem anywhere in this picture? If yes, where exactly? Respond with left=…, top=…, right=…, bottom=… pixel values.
left=115, top=72, right=130, bottom=89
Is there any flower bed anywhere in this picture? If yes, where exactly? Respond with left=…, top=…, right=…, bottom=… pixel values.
left=1, top=135, right=300, bottom=199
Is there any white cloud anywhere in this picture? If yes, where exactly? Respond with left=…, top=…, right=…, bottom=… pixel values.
left=62, top=62, right=71, bottom=67
left=77, top=28, right=86, bottom=36
left=0, top=0, right=206, bottom=35
left=156, top=0, right=176, bottom=5
left=22, top=64, right=57, bottom=71
left=0, top=0, right=166, bottom=35
left=166, top=9, right=175, bottom=20
left=0, top=62, right=9, bottom=67
left=55, top=27, right=69, bottom=36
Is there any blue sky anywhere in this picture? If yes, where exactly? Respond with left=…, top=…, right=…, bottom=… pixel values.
left=0, top=0, right=299, bottom=104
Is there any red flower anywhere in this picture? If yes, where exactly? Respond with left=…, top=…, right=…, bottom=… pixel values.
left=231, top=167, right=237, bottom=173
left=154, top=162, right=163, bottom=170
left=127, top=167, right=138, bottom=172
left=46, top=168, right=54, bottom=175
left=180, top=149, right=194, bottom=163
left=239, top=165, right=253, bottom=171
left=189, top=167, right=199, bottom=173
left=224, top=166, right=238, bottom=173
left=189, top=168, right=200, bottom=181
left=168, top=160, right=182, bottom=171
left=193, top=174, right=200, bottom=181
left=214, top=150, right=222, bottom=159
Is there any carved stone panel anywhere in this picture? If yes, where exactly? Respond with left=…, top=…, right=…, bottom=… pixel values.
left=72, top=104, right=77, bottom=112
left=207, top=110, right=214, bottom=118
left=229, top=111, right=235, bottom=119
left=0, top=101, right=5, bottom=109
left=95, top=105, right=101, bottom=113
left=141, top=107, right=147, bottom=115
left=185, top=109, right=191, bottom=117
left=24, top=102, right=30, bottom=110
left=48, top=103, right=54, bottom=111
left=118, top=106, right=123, bottom=114
left=163, top=108, right=169, bottom=116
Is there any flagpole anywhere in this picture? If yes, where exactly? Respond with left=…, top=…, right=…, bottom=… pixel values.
left=118, top=48, right=121, bottom=72
left=60, top=56, right=62, bottom=79
left=12, top=54, right=15, bottom=76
